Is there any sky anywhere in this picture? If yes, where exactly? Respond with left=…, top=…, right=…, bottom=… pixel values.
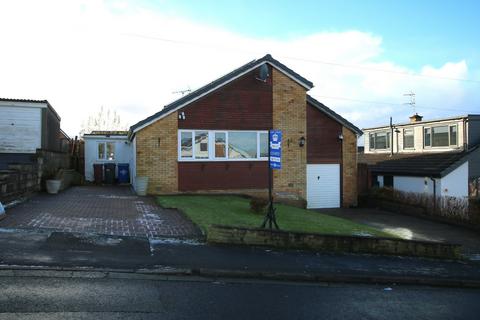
left=0, top=0, right=479, bottom=138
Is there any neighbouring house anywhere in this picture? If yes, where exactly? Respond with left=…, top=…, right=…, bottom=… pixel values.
left=0, top=98, right=70, bottom=202
left=83, top=131, right=133, bottom=182
left=127, top=54, right=362, bottom=208
left=359, top=114, right=480, bottom=199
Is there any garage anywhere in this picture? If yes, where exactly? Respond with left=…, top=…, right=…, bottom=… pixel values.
left=306, top=164, right=340, bottom=209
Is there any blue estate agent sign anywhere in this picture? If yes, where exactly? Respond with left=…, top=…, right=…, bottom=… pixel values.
left=269, top=130, right=282, bottom=169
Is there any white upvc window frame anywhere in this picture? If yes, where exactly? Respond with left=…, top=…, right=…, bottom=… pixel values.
left=403, top=128, right=415, bottom=150
left=423, top=123, right=458, bottom=148
left=97, top=141, right=116, bottom=161
left=368, top=130, right=391, bottom=150
left=178, top=129, right=269, bottom=162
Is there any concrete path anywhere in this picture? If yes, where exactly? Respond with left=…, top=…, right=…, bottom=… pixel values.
left=318, top=208, right=480, bottom=258
left=0, top=186, right=201, bottom=239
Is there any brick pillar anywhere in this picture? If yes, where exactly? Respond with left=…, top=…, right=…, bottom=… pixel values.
left=342, top=127, right=358, bottom=207
left=272, top=68, right=307, bottom=201
left=136, top=113, right=178, bottom=194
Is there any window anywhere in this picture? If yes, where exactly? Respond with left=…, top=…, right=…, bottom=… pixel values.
left=384, top=175, right=393, bottom=188
left=215, top=132, right=226, bottom=158
left=369, top=131, right=390, bottom=150
left=194, top=131, right=209, bottom=159
left=424, top=124, right=458, bottom=148
left=403, top=129, right=414, bottom=149
left=98, top=143, right=105, bottom=159
left=450, top=125, right=457, bottom=146
left=259, top=132, right=268, bottom=158
left=424, top=128, right=431, bottom=147
left=97, top=142, right=115, bottom=160
left=228, top=132, right=257, bottom=159
left=180, top=131, right=193, bottom=158
left=178, top=130, right=268, bottom=161
left=432, top=126, right=449, bottom=147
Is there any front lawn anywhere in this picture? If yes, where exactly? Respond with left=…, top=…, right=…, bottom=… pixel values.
left=157, top=195, right=395, bottom=238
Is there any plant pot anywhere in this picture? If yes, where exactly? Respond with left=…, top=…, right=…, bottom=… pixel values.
left=46, top=179, right=62, bottom=194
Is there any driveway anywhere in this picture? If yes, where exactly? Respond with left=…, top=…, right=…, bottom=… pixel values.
left=0, top=186, right=201, bottom=239
left=319, top=208, right=480, bottom=258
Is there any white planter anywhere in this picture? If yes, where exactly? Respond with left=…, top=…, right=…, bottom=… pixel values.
left=46, top=179, right=62, bottom=194
left=135, top=176, right=149, bottom=196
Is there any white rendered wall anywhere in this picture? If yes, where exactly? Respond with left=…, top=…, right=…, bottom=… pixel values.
left=440, top=161, right=469, bottom=198
left=393, top=176, right=435, bottom=194
left=84, top=136, right=132, bottom=182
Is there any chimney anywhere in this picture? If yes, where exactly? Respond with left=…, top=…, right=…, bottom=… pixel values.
left=409, top=113, right=423, bottom=123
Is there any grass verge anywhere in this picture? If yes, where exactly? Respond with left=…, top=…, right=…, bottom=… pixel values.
left=157, top=195, right=395, bottom=238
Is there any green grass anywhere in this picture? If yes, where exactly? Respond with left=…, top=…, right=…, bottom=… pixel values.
left=157, top=195, right=395, bottom=238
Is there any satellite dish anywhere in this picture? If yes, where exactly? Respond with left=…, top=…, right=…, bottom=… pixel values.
left=257, top=64, right=269, bottom=82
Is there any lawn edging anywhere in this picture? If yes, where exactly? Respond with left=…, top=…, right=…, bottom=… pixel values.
left=207, top=225, right=462, bottom=259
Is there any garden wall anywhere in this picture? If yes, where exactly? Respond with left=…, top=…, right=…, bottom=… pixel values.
left=207, top=225, right=461, bottom=259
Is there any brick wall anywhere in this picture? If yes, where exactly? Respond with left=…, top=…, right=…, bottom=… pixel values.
left=342, top=127, right=358, bottom=207
left=135, top=112, right=178, bottom=194
left=272, top=68, right=307, bottom=201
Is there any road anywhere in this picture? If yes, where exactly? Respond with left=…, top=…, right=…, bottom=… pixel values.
left=0, top=272, right=479, bottom=320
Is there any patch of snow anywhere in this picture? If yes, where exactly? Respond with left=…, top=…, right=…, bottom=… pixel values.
left=353, top=232, right=374, bottom=237
left=467, top=254, right=480, bottom=261
left=383, top=287, right=393, bottom=291
left=149, top=238, right=203, bottom=246
left=98, top=195, right=137, bottom=200
left=0, top=201, right=4, bottom=215
left=0, top=227, right=17, bottom=233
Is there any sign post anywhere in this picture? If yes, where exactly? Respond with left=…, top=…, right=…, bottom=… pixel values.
left=261, top=130, right=282, bottom=230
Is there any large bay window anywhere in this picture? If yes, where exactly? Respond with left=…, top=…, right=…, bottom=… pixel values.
left=369, top=131, right=390, bottom=150
left=424, top=124, right=457, bottom=147
left=178, top=130, right=268, bottom=161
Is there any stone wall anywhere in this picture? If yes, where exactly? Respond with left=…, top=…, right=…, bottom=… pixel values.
left=272, top=68, right=307, bottom=201
left=342, top=127, right=358, bottom=207
left=135, top=112, right=178, bottom=194
left=0, top=164, right=39, bottom=204
left=207, top=225, right=461, bottom=259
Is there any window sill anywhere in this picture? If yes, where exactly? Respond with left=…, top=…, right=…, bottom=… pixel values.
left=178, top=158, right=268, bottom=162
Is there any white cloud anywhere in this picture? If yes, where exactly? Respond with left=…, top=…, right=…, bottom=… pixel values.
left=0, top=0, right=476, bottom=137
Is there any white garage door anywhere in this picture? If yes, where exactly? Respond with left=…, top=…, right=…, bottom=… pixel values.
left=306, top=164, right=340, bottom=209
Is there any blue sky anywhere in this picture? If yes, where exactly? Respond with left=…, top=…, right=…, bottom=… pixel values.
left=143, top=0, right=480, bottom=71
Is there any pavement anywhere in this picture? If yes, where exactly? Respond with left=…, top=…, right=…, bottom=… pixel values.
left=1, top=228, right=480, bottom=288
left=0, top=186, right=201, bottom=239
left=318, top=207, right=480, bottom=258
left=1, top=271, right=479, bottom=319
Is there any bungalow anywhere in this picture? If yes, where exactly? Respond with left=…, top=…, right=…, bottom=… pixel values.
left=128, top=54, right=362, bottom=208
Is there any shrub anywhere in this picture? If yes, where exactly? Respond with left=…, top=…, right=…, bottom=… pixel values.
left=249, top=197, right=269, bottom=214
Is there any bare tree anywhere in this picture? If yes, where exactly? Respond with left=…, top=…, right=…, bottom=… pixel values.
left=80, top=106, right=128, bottom=135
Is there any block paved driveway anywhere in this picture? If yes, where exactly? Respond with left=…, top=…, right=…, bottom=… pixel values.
left=0, top=186, right=201, bottom=239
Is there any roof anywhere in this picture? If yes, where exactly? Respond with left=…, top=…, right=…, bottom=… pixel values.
left=307, top=95, right=362, bottom=135
left=365, top=148, right=477, bottom=178
left=363, top=114, right=480, bottom=131
left=0, top=97, right=61, bottom=122
left=129, top=54, right=314, bottom=138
